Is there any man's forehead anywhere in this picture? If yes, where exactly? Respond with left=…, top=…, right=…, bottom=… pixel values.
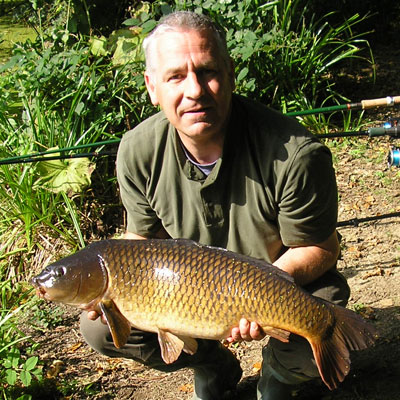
left=152, top=29, right=221, bottom=68
left=154, top=28, right=218, bottom=52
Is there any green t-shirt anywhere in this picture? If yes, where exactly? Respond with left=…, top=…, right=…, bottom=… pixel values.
left=116, top=94, right=337, bottom=263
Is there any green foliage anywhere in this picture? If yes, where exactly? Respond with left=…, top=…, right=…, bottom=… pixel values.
left=0, top=5, right=153, bottom=265
left=27, top=301, right=64, bottom=331
left=0, top=281, right=43, bottom=398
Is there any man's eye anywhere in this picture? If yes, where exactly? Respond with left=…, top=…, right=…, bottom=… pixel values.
left=168, top=74, right=183, bottom=82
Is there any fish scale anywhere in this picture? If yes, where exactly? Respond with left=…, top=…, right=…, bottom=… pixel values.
left=31, top=238, right=377, bottom=390
left=101, top=239, right=329, bottom=339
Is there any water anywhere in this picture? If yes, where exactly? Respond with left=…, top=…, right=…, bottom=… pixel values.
left=0, top=15, right=36, bottom=63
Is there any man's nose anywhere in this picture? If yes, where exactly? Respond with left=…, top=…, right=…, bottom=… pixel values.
left=184, top=72, right=205, bottom=99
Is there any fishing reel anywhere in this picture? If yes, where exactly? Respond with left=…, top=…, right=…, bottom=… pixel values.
left=384, top=119, right=400, bottom=168
left=388, top=146, right=400, bottom=167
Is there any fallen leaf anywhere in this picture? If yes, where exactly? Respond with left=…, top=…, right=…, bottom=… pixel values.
left=365, top=195, right=375, bottom=203
left=362, top=267, right=384, bottom=279
left=46, top=360, right=64, bottom=378
left=358, top=306, right=376, bottom=320
left=252, top=362, right=262, bottom=373
left=67, top=342, right=83, bottom=353
left=179, top=384, right=194, bottom=393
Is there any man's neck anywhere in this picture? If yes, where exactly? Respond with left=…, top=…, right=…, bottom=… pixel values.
left=177, top=131, right=225, bottom=165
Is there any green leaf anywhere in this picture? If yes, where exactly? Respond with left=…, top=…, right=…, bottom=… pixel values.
left=6, top=348, right=21, bottom=369
left=16, top=395, right=32, bottom=400
left=35, top=151, right=95, bottom=194
left=141, top=20, right=157, bottom=34
left=74, top=102, right=84, bottom=116
left=122, top=18, right=140, bottom=26
left=24, top=356, right=38, bottom=371
left=6, top=369, right=17, bottom=385
left=90, top=36, right=109, bottom=56
left=20, top=370, right=32, bottom=387
left=237, top=67, right=249, bottom=81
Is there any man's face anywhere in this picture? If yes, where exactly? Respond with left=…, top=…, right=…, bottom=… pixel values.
left=144, top=29, right=235, bottom=142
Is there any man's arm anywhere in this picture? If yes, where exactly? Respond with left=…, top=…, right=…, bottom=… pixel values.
left=227, top=230, right=340, bottom=342
left=273, top=230, right=340, bottom=286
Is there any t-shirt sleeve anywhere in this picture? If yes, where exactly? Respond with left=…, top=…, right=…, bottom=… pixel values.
left=277, top=141, right=338, bottom=246
left=116, top=134, right=163, bottom=237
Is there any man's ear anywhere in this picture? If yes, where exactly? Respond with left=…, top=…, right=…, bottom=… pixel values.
left=144, top=72, right=159, bottom=106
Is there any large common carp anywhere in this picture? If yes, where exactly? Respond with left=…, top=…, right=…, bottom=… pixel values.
left=31, top=239, right=377, bottom=390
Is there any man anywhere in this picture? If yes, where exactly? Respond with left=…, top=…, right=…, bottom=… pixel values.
left=80, top=11, right=350, bottom=400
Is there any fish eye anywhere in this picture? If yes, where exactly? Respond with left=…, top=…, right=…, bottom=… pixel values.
left=54, top=266, right=66, bottom=277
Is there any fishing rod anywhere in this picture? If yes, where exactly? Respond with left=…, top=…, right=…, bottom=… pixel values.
left=315, top=118, right=400, bottom=167
left=315, top=125, right=400, bottom=139
left=0, top=138, right=121, bottom=165
left=1, top=125, right=399, bottom=166
left=1, top=96, right=400, bottom=166
left=286, top=95, right=400, bottom=117
left=0, top=151, right=117, bottom=165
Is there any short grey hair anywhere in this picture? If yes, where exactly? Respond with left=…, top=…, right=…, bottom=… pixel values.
left=143, top=11, right=230, bottom=74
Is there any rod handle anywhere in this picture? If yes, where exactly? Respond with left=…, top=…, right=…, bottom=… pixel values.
left=361, top=96, right=400, bottom=109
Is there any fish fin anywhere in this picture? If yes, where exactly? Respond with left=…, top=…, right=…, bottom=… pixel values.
left=100, top=300, right=131, bottom=349
left=261, top=326, right=290, bottom=342
left=180, top=336, right=198, bottom=356
left=157, top=329, right=187, bottom=364
left=309, top=301, right=378, bottom=390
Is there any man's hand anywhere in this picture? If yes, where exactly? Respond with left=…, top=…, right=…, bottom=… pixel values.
left=226, top=318, right=265, bottom=343
left=87, top=310, right=107, bottom=324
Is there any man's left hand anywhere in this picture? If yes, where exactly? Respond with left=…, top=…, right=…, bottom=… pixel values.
left=226, top=318, right=265, bottom=343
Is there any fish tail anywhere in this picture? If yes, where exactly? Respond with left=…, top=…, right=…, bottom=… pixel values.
left=310, top=302, right=377, bottom=390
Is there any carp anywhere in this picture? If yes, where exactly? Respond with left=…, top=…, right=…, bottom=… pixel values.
left=31, top=239, right=377, bottom=390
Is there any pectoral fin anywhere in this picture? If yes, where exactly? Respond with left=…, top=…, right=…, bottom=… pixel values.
left=100, top=299, right=131, bottom=348
left=157, top=329, right=198, bottom=364
left=262, top=325, right=290, bottom=343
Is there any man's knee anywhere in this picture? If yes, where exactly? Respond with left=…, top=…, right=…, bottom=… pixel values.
left=80, top=312, right=114, bottom=356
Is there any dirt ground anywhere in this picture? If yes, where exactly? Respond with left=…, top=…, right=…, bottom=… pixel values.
left=27, top=45, right=400, bottom=399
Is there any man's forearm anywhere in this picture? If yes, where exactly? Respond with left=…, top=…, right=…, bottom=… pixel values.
left=273, top=231, right=340, bottom=286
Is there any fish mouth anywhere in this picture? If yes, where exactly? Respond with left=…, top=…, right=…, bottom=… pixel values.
left=34, top=286, right=48, bottom=300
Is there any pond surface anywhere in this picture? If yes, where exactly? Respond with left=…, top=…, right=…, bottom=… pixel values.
left=0, top=15, right=36, bottom=63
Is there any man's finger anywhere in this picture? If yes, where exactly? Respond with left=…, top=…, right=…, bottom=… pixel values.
left=249, top=321, right=264, bottom=340
left=239, top=318, right=253, bottom=341
left=87, top=310, right=99, bottom=321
